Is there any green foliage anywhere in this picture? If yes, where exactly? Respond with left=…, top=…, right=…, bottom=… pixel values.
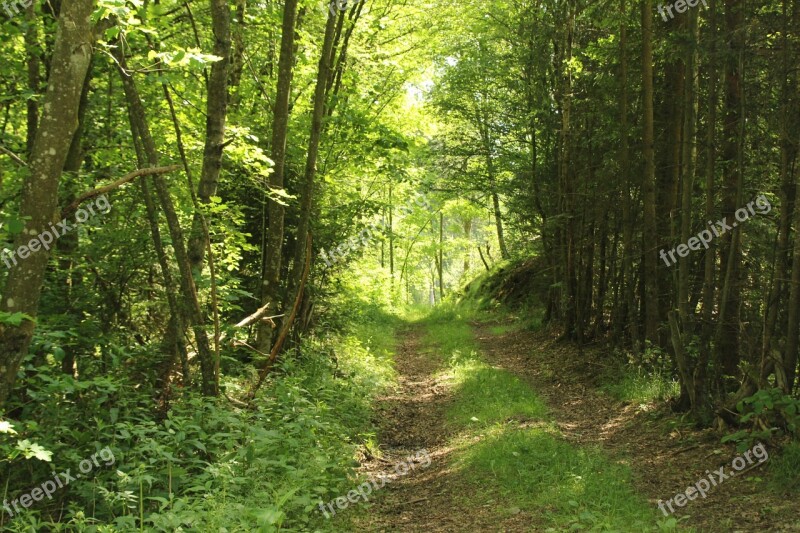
left=456, top=427, right=661, bottom=532
left=432, top=326, right=548, bottom=429
left=0, top=302, right=398, bottom=531
left=600, top=365, right=680, bottom=405
left=0, top=311, right=33, bottom=326
left=722, top=388, right=800, bottom=451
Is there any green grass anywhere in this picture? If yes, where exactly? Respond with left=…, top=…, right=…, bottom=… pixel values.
left=444, top=345, right=548, bottom=429
left=601, top=365, right=681, bottom=404
left=456, top=426, right=664, bottom=531
left=418, top=307, right=672, bottom=532
left=769, top=442, right=800, bottom=493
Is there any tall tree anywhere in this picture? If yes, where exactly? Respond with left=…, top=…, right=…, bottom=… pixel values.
left=0, top=0, right=95, bottom=406
left=641, top=0, right=660, bottom=343
left=188, top=0, right=233, bottom=268
left=257, top=0, right=300, bottom=350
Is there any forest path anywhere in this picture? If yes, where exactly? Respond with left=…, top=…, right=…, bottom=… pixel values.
left=349, top=315, right=794, bottom=532
left=348, top=323, right=530, bottom=532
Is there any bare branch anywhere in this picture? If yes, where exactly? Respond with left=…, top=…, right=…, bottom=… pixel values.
left=61, top=165, right=181, bottom=219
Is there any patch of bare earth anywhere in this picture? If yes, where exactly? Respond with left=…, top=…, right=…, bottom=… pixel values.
left=472, top=318, right=800, bottom=533
left=348, top=325, right=532, bottom=532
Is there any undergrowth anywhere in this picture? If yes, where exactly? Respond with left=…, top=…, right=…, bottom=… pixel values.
left=0, top=302, right=398, bottom=532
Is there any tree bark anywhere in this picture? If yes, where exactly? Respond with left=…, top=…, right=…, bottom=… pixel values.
left=641, top=0, right=661, bottom=344
left=287, top=8, right=339, bottom=298
left=0, top=0, right=94, bottom=406
left=188, top=0, right=232, bottom=268
left=715, top=0, right=744, bottom=384
left=257, top=0, right=300, bottom=350
left=115, top=48, right=217, bottom=396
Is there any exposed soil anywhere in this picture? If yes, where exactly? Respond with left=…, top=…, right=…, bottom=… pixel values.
left=348, top=319, right=799, bottom=532
left=348, top=325, right=532, bottom=532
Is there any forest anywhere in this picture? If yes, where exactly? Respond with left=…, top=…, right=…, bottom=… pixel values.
left=0, top=0, right=799, bottom=530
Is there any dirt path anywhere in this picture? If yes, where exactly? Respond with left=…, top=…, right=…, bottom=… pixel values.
left=350, top=319, right=797, bottom=532
left=472, top=319, right=797, bottom=533
left=350, top=325, right=530, bottom=532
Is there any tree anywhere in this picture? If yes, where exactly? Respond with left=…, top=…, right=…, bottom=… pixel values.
left=0, top=0, right=95, bottom=405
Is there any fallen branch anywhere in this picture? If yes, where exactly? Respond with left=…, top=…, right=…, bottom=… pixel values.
left=61, top=165, right=182, bottom=219
left=235, top=303, right=272, bottom=328
left=245, top=234, right=312, bottom=402
left=734, top=459, right=768, bottom=477
left=669, top=443, right=700, bottom=456
left=393, top=497, right=428, bottom=508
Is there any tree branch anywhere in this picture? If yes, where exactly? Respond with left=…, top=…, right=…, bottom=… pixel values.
left=0, top=145, right=26, bottom=167
left=61, top=165, right=181, bottom=219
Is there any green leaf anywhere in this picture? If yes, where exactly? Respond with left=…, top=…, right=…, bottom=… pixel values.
left=15, top=439, right=53, bottom=462
left=105, top=26, right=121, bottom=40
left=0, top=311, right=34, bottom=326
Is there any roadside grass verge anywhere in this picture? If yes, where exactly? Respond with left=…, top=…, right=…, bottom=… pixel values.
left=419, top=308, right=672, bottom=532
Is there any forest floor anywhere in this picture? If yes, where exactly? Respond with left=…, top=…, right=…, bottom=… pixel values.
left=346, top=312, right=799, bottom=532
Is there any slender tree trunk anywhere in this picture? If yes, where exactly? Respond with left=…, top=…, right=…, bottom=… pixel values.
left=620, top=0, right=639, bottom=352
left=716, top=0, right=744, bottom=384
left=57, top=60, right=94, bottom=376
left=389, top=182, right=395, bottom=276
left=463, top=218, right=472, bottom=275
left=188, top=0, right=232, bottom=268
left=679, top=9, right=699, bottom=326
left=287, top=8, right=339, bottom=296
left=257, top=0, right=299, bottom=350
left=490, top=184, right=508, bottom=260
left=697, top=0, right=718, bottom=419
left=438, top=212, right=444, bottom=301
left=786, top=179, right=800, bottom=392
left=642, top=0, right=661, bottom=344
left=25, top=2, right=40, bottom=157
left=782, top=0, right=800, bottom=392
left=228, top=0, right=247, bottom=108
left=115, top=49, right=217, bottom=396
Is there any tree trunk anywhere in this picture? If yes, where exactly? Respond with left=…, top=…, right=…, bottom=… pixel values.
left=115, top=48, right=217, bottom=396
left=716, top=0, right=744, bottom=384
left=438, top=212, right=444, bottom=301
left=188, top=0, right=232, bottom=268
left=679, top=8, right=699, bottom=326
left=25, top=2, right=40, bottom=157
left=0, top=0, right=94, bottom=406
left=697, top=0, right=719, bottom=420
left=641, top=0, right=660, bottom=344
left=257, top=0, right=299, bottom=350
left=287, top=8, right=339, bottom=297
left=782, top=0, right=800, bottom=392
left=619, top=0, right=640, bottom=352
